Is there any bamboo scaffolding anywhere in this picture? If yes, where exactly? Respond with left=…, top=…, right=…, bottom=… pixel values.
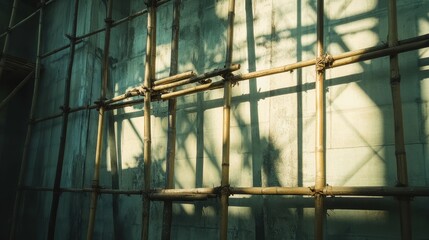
left=38, top=0, right=169, bottom=60
left=0, top=0, right=55, bottom=39
left=315, top=0, right=326, bottom=239
left=0, top=70, right=34, bottom=111
left=0, top=0, right=18, bottom=81
left=153, top=64, right=240, bottom=91
left=142, top=1, right=156, bottom=239
left=26, top=34, right=429, bottom=124
left=8, top=2, right=44, bottom=239
left=388, top=1, right=412, bottom=239
left=220, top=1, right=235, bottom=239
left=21, top=185, right=429, bottom=197
left=161, top=0, right=181, bottom=239
left=86, top=0, right=113, bottom=239
left=47, top=0, right=79, bottom=239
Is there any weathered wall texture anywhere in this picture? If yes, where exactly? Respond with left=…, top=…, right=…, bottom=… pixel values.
left=1, top=0, right=429, bottom=239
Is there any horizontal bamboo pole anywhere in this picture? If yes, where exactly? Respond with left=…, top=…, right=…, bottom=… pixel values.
left=76, top=0, right=170, bottom=40
left=150, top=193, right=217, bottom=201
left=21, top=185, right=429, bottom=197
left=153, top=64, right=240, bottom=91
left=153, top=70, right=195, bottom=86
left=24, top=34, right=429, bottom=124
left=40, top=39, right=83, bottom=59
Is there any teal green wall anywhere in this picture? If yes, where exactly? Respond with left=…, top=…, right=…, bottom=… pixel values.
left=1, top=0, right=429, bottom=239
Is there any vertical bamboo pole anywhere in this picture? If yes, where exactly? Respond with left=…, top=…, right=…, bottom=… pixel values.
left=220, top=0, right=235, bottom=239
left=8, top=2, right=44, bottom=239
left=315, top=0, right=326, bottom=239
left=0, top=0, right=18, bottom=80
left=388, top=1, right=412, bottom=239
left=161, top=0, right=180, bottom=239
left=142, top=1, right=156, bottom=239
left=86, top=0, right=113, bottom=239
left=47, top=0, right=79, bottom=239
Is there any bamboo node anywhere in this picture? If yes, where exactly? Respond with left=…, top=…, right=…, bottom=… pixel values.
left=316, top=53, right=333, bottom=72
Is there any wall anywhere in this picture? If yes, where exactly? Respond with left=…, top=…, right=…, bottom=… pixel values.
left=2, top=0, right=429, bottom=239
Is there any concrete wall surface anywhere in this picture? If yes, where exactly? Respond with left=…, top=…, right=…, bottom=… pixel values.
left=1, top=0, right=429, bottom=239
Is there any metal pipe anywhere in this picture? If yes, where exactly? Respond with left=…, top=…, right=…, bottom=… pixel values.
left=8, top=2, right=44, bottom=239
left=388, top=1, right=412, bottom=239
left=162, top=0, right=181, bottom=239
left=315, top=0, right=326, bottom=239
left=142, top=1, right=157, bottom=239
left=86, top=0, right=113, bottom=239
left=0, top=71, right=34, bottom=111
left=47, top=0, right=79, bottom=239
left=220, top=1, right=235, bottom=239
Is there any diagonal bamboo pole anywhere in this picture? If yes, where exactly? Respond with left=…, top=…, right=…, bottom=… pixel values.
left=315, top=0, right=326, bottom=239
left=86, top=0, right=113, bottom=239
left=0, top=0, right=18, bottom=81
left=161, top=0, right=181, bottom=239
left=142, top=1, right=157, bottom=239
left=8, top=2, right=44, bottom=239
left=47, top=0, right=79, bottom=239
left=388, top=1, right=412, bottom=239
left=0, top=71, right=34, bottom=111
left=220, top=0, right=235, bottom=239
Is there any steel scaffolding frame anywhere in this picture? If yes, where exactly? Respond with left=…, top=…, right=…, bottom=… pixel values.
left=1, top=0, right=429, bottom=239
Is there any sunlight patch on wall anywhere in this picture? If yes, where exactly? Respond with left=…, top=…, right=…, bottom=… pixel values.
left=331, top=18, right=379, bottom=51
left=326, top=0, right=377, bottom=20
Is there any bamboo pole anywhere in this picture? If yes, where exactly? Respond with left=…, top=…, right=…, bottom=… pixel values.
left=8, top=2, right=44, bottom=239
left=0, top=0, right=18, bottom=81
left=0, top=0, right=55, bottom=39
left=28, top=34, right=429, bottom=123
left=315, top=0, right=326, bottom=239
left=220, top=1, right=235, bottom=240
left=142, top=1, right=157, bottom=239
left=21, top=185, right=429, bottom=197
left=153, top=64, right=240, bottom=91
left=86, top=0, right=113, bottom=239
left=153, top=70, right=194, bottom=86
left=161, top=0, right=181, bottom=239
left=388, top=1, right=412, bottom=239
left=0, top=71, right=34, bottom=111
left=47, top=0, right=79, bottom=239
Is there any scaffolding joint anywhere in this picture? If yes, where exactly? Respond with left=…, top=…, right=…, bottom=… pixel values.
left=94, top=98, right=107, bottom=111
left=316, top=53, right=333, bottom=72
left=104, top=17, right=114, bottom=26
left=222, top=72, right=238, bottom=86
left=65, top=34, right=77, bottom=43
left=60, top=105, right=70, bottom=113
left=219, top=185, right=231, bottom=197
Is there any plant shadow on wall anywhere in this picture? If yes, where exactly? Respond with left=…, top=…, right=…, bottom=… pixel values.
left=101, top=0, right=429, bottom=239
